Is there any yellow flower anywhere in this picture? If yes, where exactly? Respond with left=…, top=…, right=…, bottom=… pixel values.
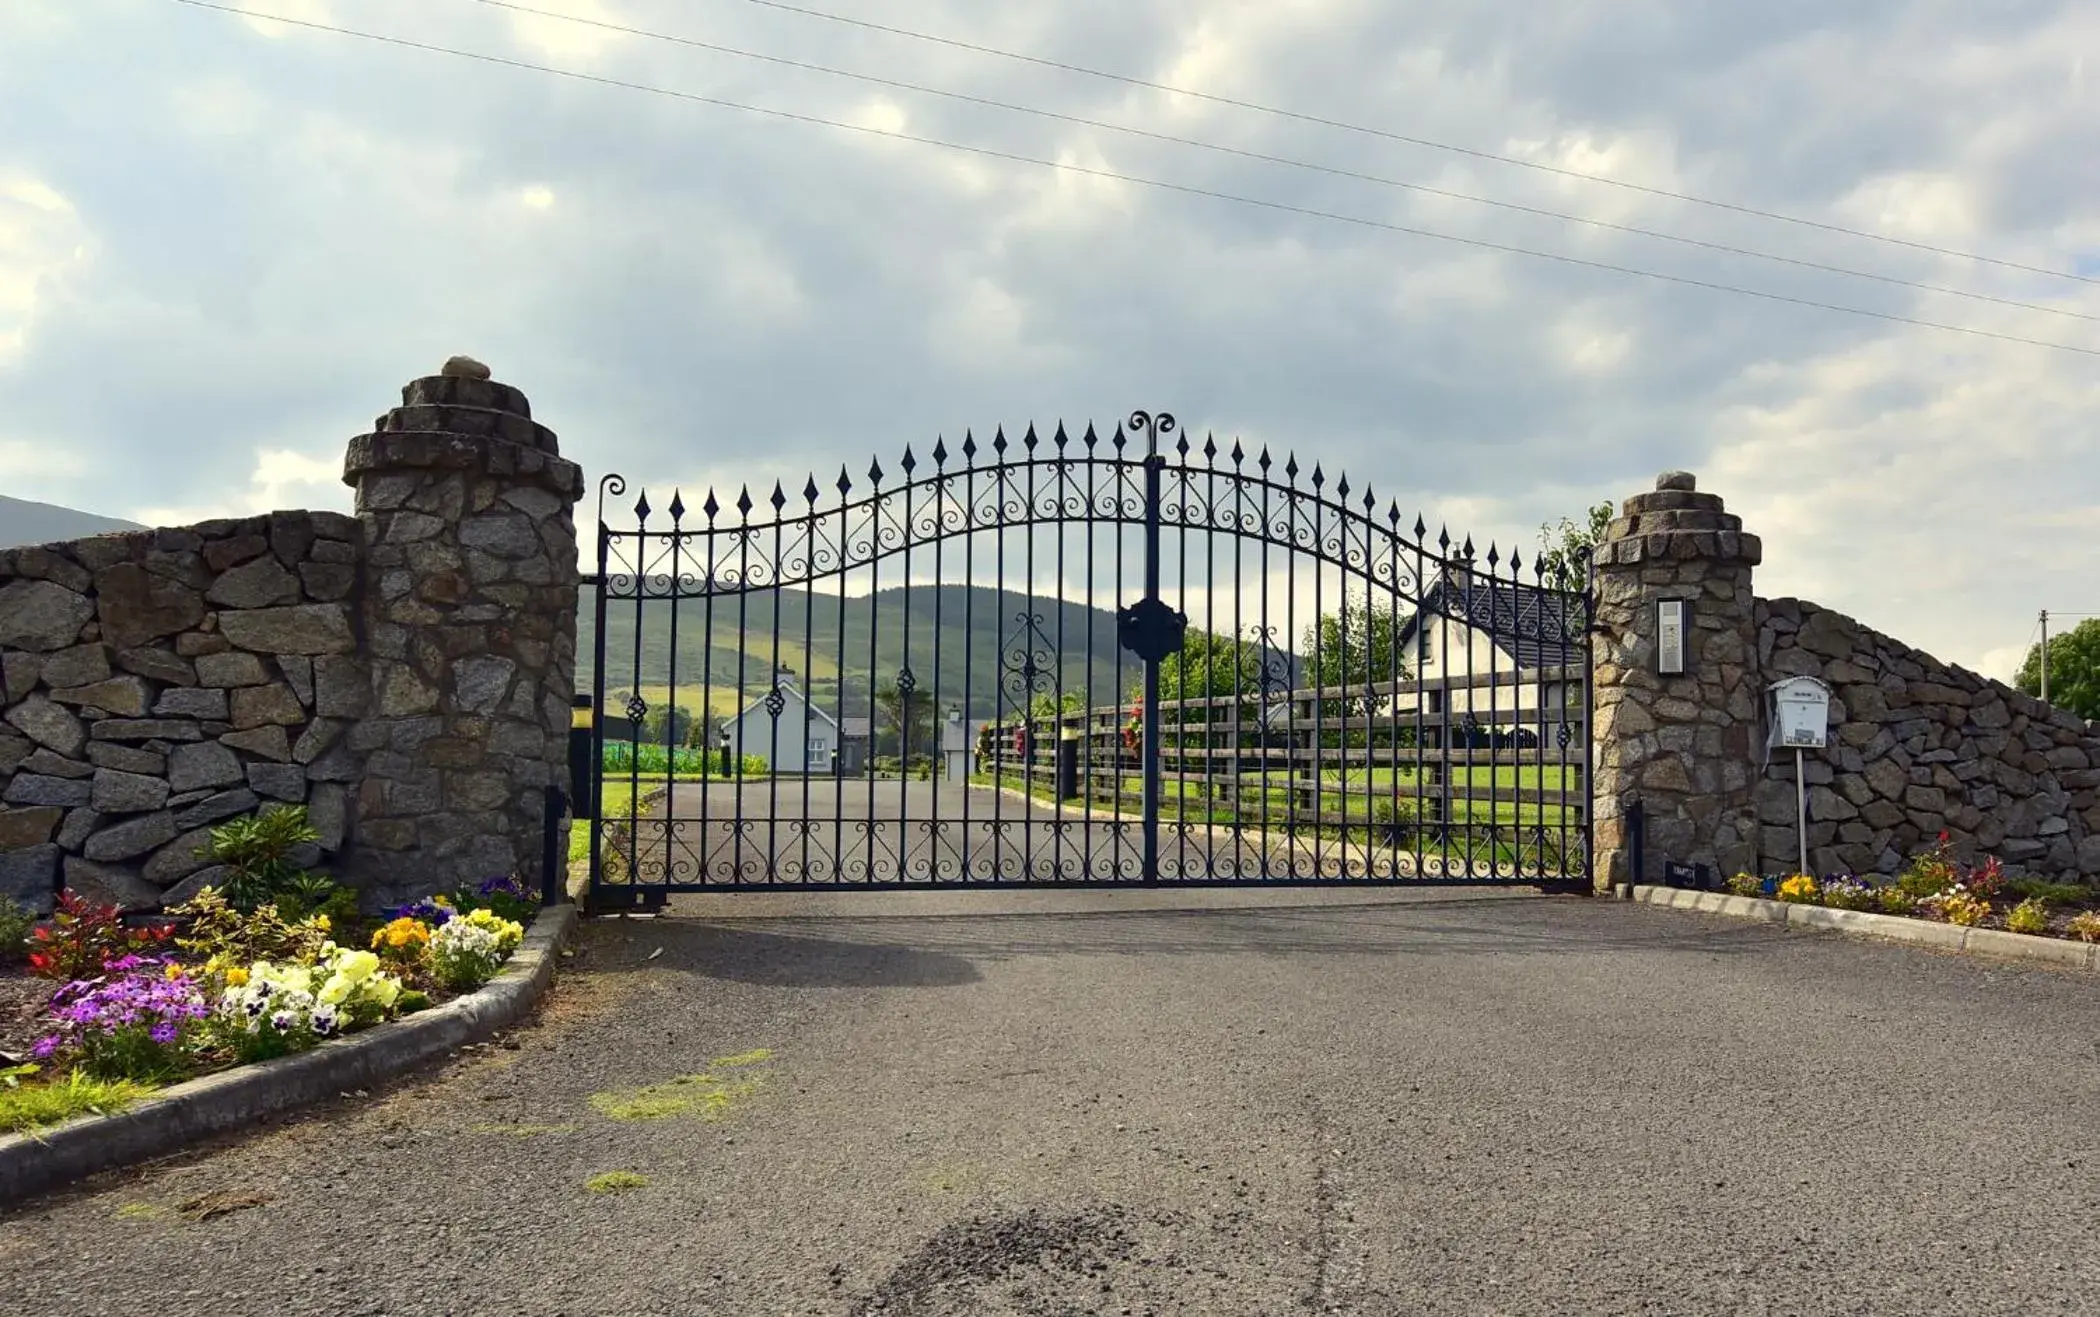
left=225, top=967, right=250, bottom=987
left=1777, top=873, right=1820, bottom=904
left=165, top=962, right=185, bottom=981
left=316, top=916, right=331, bottom=931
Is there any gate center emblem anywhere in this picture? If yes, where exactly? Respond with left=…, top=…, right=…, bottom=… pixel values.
left=1116, top=598, right=1187, bottom=663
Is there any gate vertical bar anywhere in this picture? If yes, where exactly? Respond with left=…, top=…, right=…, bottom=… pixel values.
left=1581, top=546, right=1596, bottom=888
left=587, top=483, right=615, bottom=897
left=1140, top=428, right=1165, bottom=884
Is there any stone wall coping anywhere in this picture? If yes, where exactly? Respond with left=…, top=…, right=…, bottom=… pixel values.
left=0, top=511, right=362, bottom=582
left=341, top=431, right=584, bottom=501
left=1628, top=884, right=2098, bottom=971
left=0, top=903, right=578, bottom=1209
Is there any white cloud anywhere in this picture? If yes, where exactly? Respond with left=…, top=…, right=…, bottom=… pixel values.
left=5, top=0, right=2099, bottom=702
left=132, top=448, right=349, bottom=526
left=499, top=0, right=631, bottom=63
left=237, top=0, right=333, bottom=41
left=0, top=174, right=90, bottom=365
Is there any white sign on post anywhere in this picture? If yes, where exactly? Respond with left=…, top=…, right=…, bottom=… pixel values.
left=1771, top=676, right=1831, bottom=749
left=1767, top=676, right=1835, bottom=877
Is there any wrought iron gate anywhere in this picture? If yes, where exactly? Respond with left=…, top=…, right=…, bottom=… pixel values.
left=581, top=410, right=1591, bottom=896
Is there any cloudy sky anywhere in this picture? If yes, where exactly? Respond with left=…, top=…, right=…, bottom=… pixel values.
left=2, top=0, right=2096, bottom=680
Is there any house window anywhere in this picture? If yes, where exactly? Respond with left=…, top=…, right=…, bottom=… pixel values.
left=1419, top=628, right=1433, bottom=663
left=807, top=739, right=828, bottom=759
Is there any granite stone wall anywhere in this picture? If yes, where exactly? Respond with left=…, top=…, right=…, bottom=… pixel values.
left=1593, top=468, right=2100, bottom=890
left=0, top=357, right=582, bottom=916
left=1754, top=597, right=2100, bottom=882
left=1588, top=471, right=1763, bottom=891
left=0, top=513, right=367, bottom=913
left=341, top=364, right=583, bottom=906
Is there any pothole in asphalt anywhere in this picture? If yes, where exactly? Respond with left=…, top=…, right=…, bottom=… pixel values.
left=851, top=1204, right=1139, bottom=1316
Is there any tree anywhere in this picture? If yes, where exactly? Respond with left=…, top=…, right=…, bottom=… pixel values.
left=1535, top=500, right=1614, bottom=594
left=1296, top=592, right=1413, bottom=743
left=1300, top=592, right=1410, bottom=695
left=873, top=685, right=937, bottom=759
left=1127, top=628, right=1273, bottom=744
left=2016, top=619, right=2100, bottom=720
left=1029, top=691, right=1084, bottom=721
left=643, top=703, right=695, bottom=748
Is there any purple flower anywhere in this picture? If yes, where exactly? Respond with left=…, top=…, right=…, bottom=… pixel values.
left=30, top=1035, right=59, bottom=1059
left=149, top=1023, right=178, bottom=1045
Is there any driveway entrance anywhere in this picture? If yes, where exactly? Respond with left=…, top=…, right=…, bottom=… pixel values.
left=4, top=890, right=2094, bottom=1315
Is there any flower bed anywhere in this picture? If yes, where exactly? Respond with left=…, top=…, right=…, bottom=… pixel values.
left=1716, top=832, right=2100, bottom=946
left=0, top=804, right=536, bottom=1135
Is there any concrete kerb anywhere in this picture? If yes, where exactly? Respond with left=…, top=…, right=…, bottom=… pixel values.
left=0, top=904, right=581, bottom=1210
left=1630, top=885, right=2099, bottom=970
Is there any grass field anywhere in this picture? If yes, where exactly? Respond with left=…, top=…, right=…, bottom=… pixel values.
left=971, top=768, right=1579, bottom=871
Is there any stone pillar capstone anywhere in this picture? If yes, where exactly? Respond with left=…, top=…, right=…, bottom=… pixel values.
left=340, top=357, right=582, bottom=905
left=1589, top=471, right=1762, bottom=891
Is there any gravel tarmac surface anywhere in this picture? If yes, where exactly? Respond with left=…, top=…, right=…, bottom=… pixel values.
left=2, top=887, right=2098, bottom=1316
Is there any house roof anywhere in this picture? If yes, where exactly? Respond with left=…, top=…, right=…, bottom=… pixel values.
left=730, top=680, right=842, bottom=730
left=1397, top=569, right=1584, bottom=670
left=839, top=716, right=872, bottom=738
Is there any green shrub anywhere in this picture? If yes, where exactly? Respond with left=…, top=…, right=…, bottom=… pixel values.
left=200, top=806, right=320, bottom=911
left=1872, top=886, right=1918, bottom=916
left=168, top=887, right=332, bottom=979
left=1895, top=835, right=1961, bottom=899
left=0, top=899, right=35, bottom=965
left=2005, top=897, right=2051, bottom=936
left=2002, top=878, right=2092, bottom=908
left=1723, top=872, right=1764, bottom=898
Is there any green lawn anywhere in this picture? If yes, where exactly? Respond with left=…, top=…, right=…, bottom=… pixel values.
left=971, top=769, right=1581, bottom=872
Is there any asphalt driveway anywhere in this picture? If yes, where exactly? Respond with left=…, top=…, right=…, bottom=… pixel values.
left=3, top=888, right=2097, bottom=1316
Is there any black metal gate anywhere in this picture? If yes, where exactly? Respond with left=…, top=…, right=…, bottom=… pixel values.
left=580, top=410, right=1590, bottom=898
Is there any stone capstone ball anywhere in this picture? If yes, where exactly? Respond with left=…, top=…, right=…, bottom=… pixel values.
left=1655, top=470, right=1696, bottom=492
left=441, top=355, right=492, bottom=380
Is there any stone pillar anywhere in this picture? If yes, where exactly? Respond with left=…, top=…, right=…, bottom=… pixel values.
left=341, top=357, right=582, bottom=905
left=1590, top=472, right=1762, bottom=890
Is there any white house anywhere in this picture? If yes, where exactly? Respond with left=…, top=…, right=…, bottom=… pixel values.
left=726, top=667, right=841, bottom=773
left=1390, top=568, right=1584, bottom=742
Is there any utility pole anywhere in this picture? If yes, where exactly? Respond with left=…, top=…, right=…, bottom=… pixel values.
left=2040, top=609, right=2050, bottom=704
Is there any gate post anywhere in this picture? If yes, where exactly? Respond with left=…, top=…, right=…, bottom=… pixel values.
left=341, top=357, right=585, bottom=906
left=1589, top=472, right=1762, bottom=892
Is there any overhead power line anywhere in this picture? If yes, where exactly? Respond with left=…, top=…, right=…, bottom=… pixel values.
left=166, top=1, right=2100, bottom=358
left=723, top=0, right=2099, bottom=289
left=460, top=0, right=2096, bottom=325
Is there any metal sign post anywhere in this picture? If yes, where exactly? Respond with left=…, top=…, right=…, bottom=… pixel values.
left=1795, top=746, right=1809, bottom=879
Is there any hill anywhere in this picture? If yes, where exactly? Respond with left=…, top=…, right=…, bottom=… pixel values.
left=577, top=583, right=1142, bottom=722
left=0, top=495, right=145, bottom=550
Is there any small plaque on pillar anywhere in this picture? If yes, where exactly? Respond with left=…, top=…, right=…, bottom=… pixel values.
left=1656, top=598, right=1687, bottom=675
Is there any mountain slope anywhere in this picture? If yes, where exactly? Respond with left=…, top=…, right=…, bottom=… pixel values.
left=0, top=495, right=145, bottom=550
left=578, top=583, right=1140, bottom=722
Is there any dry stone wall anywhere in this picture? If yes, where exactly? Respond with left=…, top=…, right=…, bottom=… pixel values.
left=0, top=513, right=367, bottom=913
left=0, top=356, right=582, bottom=916
left=1754, top=597, right=2100, bottom=882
